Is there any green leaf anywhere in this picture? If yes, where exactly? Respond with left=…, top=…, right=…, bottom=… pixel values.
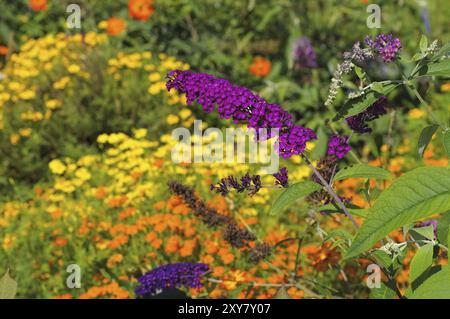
left=418, top=125, right=439, bottom=157
left=345, top=167, right=450, bottom=259
left=410, top=266, right=450, bottom=299
left=443, top=130, right=450, bottom=157
left=436, top=211, right=450, bottom=246
left=369, top=282, right=397, bottom=299
left=424, top=60, right=450, bottom=77
left=0, top=270, right=17, bottom=299
left=333, top=164, right=391, bottom=181
left=410, top=225, right=435, bottom=241
left=409, top=243, right=434, bottom=284
left=270, top=181, right=321, bottom=215
left=419, top=35, right=428, bottom=52
left=334, top=83, right=398, bottom=120
left=431, top=42, right=450, bottom=62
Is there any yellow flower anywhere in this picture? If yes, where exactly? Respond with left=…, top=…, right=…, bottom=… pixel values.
left=9, top=134, right=20, bottom=145
left=179, top=108, right=192, bottom=120
left=75, top=167, right=91, bottom=181
left=49, top=159, right=67, bottom=175
left=148, top=83, right=162, bottom=95
left=68, top=64, right=81, bottom=74
left=45, top=99, right=62, bottom=110
left=19, top=90, right=36, bottom=100
left=133, top=128, right=148, bottom=139
left=408, top=108, right=425, bottom=119
left=148, top=72, right=161, bottom=82
left=166, top=114, right=179, bottom=125
left=98, top=20, right=108, bottom=29
left=441, top=82, right=450, bottom=92
left=19, top=128, right=32, bottom=137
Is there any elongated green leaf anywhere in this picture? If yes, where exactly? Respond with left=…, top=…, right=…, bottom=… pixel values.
left=410, top=266, right=450, bottom=299
left=0, top=270, right=17, bottom=299
left=369, top=282, right=397, bottom=299
left=425, top=60, right=450, bottom=77
left=418, top=125, right=439, bottom=157
left=270, top=181, right=321, bottom=215
left=444, top=130, right=450, bottom=157
left=333, top=164, right=390, bottom=181
left=409, top=243, right=434, bottom=284
left=346, top=167, right=450, bottom=259
left=419, top=35, right=428, bottom=52
left=334, top=83, right=398, bottom=120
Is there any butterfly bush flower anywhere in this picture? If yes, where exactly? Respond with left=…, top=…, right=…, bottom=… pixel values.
left=292, top=37, right=317, bottom=69
left=135, top=263, right=209, bottom=296
left=365, top=34, right=402, bottom=62
left=273, top=167, right=289, bottom=187
left=166, top=70, right=316, bottom=158
left=210, top=173, right=261, bottom=196
left=327, top=135, right=351, bottom=159
left=346, top=96, right=387, bottom=134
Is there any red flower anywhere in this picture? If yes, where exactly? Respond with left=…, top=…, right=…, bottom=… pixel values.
left=29, top=0, right=47, bottom=11
left=107, top=17, right=126, bottom=36
left=249, top=57, right=272, bottom=77
left=128, top=0, right=155, bottom=21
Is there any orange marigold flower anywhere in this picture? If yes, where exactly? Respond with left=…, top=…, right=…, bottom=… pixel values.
left=249, top=56, right=272, bottom=77
left=107, top=253, right=123, bottom=268
left=52, top=237, right=67, bottom=247
left=107, top=17, right=126, bottom=36
left=153, top=201, right=165, bottom=211
left=0, top=45, right=9, bottom=56
left=95, top=186, right=108, bottom=200
left=129, top=0, right=155, bottom=21
left=29, top=0, right=47, bottom=11
left=107, top=195, right=128, bottom=208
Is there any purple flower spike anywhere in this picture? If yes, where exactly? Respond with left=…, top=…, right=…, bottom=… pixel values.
left=135, top=263, right=209, bottom=296
left=365, top=34, right=401, bottom=62
left=166, top=70, right=316, bottom=158
left=273, top=167, right=289, bottom=188
left=327, top=135, right=351, bottom=159
left=346, top=96, right=387, bottom=134
left=292, top=37, right=318, bottom=69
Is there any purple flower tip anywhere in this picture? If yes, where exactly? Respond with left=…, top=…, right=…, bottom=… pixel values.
left=292, top=37, right=318, bottom=69
left=166, top=70, right=316, bottom=158
left=135, top=263, right=209, bottom=296
left=346, top=96, right=387, bottom=134
left=365, top=33, right=401, bottom=62
left=273, top=167, right=289, bottom=188
left=327, top=135, right=351, bottom=159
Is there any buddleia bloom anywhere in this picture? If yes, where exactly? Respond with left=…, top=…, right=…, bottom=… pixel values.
left=327, top=135, right=351, bottom=159
left=135, top=263, right=209, bottom=296
left=365, top=34, right=401, bottom=62
left=346, top=96, right=387, bottom=134
left=166, top=70, right=316, bottom=158
left=292, top=37, right=317, bottom=69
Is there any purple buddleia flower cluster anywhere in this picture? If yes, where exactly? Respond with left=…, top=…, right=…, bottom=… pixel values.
left=135, top=263, right=209, bottom=296
left=365, top=34, right=401, bottom=62
left=292, top=37, right=318, bottom=69
left=210, top=173, right=261, bottom=196
left=346, top=96, right=387, bottom=134
left=327, top=135, right=351, bottom=159
left=273, top=167, right=289, bottom=188
left=166, top=70, right=316, bottom=158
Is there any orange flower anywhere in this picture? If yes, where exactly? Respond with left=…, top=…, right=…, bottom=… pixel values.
left=53, top=237, right=67, bottom=247
left=249, top=56, right=271, bottom=77
left=0, top=45, right=9, bottom=56
left=29, top=0, right=47, bottom=11
left=129, top=0, right=155, bottom=21
left=95, top=186, right=108, bottom=200
left=107, top=17, right=126, bottom=36
left=53, top=293, right=72, bottom=299
left=107, top=253, right=123, bottom=268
